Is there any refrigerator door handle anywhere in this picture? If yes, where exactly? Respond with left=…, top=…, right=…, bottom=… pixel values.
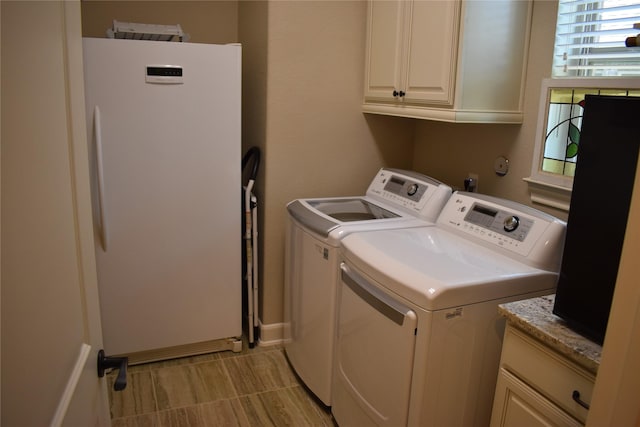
left=94, top=106, right=109, bottom=251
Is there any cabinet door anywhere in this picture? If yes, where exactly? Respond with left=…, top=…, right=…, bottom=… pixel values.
left=363, top=0, right=404, bottom=102
left=403, top=0, right=460, bottom=105
left=490, top=368, right=583, bottom=427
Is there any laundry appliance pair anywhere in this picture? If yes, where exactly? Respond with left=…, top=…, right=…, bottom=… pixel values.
left=284, top=168, right=566, bottom=427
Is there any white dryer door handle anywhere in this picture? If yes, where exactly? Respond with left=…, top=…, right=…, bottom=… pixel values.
left=340, top=263, right=412, bottom=326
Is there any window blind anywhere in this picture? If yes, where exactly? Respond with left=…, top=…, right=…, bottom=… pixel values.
left=553, top=0, right=640, bottom=77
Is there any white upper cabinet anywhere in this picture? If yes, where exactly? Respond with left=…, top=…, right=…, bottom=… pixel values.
left=363, top=0, right=533, bottom=123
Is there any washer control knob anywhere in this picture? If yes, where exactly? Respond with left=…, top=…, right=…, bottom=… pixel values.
left=503, top=215, right=520, bottom=232
left=407, top=183, right=419, bottom=196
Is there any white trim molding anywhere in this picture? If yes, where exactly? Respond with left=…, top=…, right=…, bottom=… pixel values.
left=257, top=320, right=284, bottom=347
left=523, top=177, right=572, bottom=212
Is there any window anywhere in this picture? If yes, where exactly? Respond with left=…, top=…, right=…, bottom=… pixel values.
left=553, top=0, right=640, bottom=77
left=526, top=0, right=640, bottom=211
left=526, top=79, right=640, bottom=210
left=541, top=84, right=640, bottom=179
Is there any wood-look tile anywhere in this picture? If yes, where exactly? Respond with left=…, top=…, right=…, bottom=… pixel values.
left=126, top=363, right=152, bottom=374
left=157, top=399, right=251, bottom=427
left=108, top=339, right=331, bottom=426
left=218, top=336, right=282, bottom=359
left=223, top=350, right=299, bottom=396
left=239, top=386, right=333, bottom=426
left=153, top=360, right=236, bottom=410
left=109, top=371, right=158, bottom=418
left=111, top=413, right=160, bottom=427
left=150, top=351, right=220, bottom=369
left=121, top=352, right=222, bottom=375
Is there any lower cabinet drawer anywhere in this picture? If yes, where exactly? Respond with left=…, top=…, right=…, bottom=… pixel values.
left=500, top=326, right=595, bottom=424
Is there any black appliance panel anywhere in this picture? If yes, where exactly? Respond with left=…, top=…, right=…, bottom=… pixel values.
left=553, top=95, right=640, bottom=345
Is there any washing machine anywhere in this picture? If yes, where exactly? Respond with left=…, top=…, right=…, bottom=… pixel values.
left=284, top=168, right=452, bottom=406
left=332, top=192, right=566, bottom=427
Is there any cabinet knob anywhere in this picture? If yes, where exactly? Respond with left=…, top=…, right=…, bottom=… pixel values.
left=392, top=90, right=406, bottom=98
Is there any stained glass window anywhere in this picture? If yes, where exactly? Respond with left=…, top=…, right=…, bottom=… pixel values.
left=542, top=87, right=640, bottom=178
left=527, top=0, right=640, bottom=210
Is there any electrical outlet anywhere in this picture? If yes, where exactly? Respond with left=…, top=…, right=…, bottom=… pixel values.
left=465, top=173, right=479, bottom=192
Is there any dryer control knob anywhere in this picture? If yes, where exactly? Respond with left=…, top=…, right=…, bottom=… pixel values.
left=407, top=184, right=419, bottom=196
left=503, top=215, right=520, bottom=232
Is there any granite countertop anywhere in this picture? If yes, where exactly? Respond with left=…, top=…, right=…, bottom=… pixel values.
left=499, top=294, right=602, bottom=375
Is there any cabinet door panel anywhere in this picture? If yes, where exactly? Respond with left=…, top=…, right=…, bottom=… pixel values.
left=458, top=0, right=531, bottom=111
left=491, top=368, right=583, bottom=427
left=501, top=327, right=593, bottom=423
left=364, top=0, right=404, bottom=102
left=404, top=0, right=460, bottom=105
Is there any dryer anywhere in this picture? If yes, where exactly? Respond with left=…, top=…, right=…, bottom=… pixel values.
left=284, top=168, right=452, bottom=406
left=332, top=192, right=566, bottom=427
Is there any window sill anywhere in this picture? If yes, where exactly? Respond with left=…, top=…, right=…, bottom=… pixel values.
left=523, top=177, right=572, bottom=212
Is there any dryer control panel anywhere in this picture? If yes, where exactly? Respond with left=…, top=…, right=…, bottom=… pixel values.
left=463, top=203, right=535, bottom=242
left=436, top=192, right=566, bottom=271
left=366, top=168, right=452, bottom=222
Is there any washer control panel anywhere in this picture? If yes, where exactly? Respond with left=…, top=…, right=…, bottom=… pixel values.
left=437, top=191, right=566, bottom=270
left=463, top=203, right=534, bottom=242
left=382, top=175, right=428, bottom=202
left=366, top=169, right=452, bottom=221
left=437, top=192, right=557, bottom=258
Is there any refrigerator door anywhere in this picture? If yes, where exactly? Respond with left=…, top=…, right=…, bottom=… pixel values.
left=83, top=38, right=241, bottom=356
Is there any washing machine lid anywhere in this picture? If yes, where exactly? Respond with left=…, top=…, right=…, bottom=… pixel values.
left=340, top=227, right=557, bottom=311
left=286, top=168, right=453, bottom=239
left=307, top=198, right=401, bottom=222
left=288, top=197, right=420, bottom=239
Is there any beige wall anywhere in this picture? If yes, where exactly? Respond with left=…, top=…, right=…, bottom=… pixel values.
left=256, top=0, right=415, bottom=325
left=81, top=0, right=238, bottom=43
left=411, top=0, right=567, bottom=221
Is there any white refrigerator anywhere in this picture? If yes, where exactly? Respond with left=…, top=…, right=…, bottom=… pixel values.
left=82, top=38, right=242, bottom=360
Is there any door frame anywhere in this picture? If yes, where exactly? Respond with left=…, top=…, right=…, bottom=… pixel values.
left=0, top=1, right=110, bottom=425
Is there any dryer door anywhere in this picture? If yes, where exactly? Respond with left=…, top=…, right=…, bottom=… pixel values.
left=333, top=263, right=418, bottom=427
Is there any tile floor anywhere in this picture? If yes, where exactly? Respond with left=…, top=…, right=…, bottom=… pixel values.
left=108, top=341, right=335, bottom=426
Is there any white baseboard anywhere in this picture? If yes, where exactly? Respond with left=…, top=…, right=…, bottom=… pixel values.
left=257, top=320, right=284, bottom=347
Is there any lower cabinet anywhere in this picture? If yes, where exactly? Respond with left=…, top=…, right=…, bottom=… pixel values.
left=490, top=325, right=595, bottom=427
